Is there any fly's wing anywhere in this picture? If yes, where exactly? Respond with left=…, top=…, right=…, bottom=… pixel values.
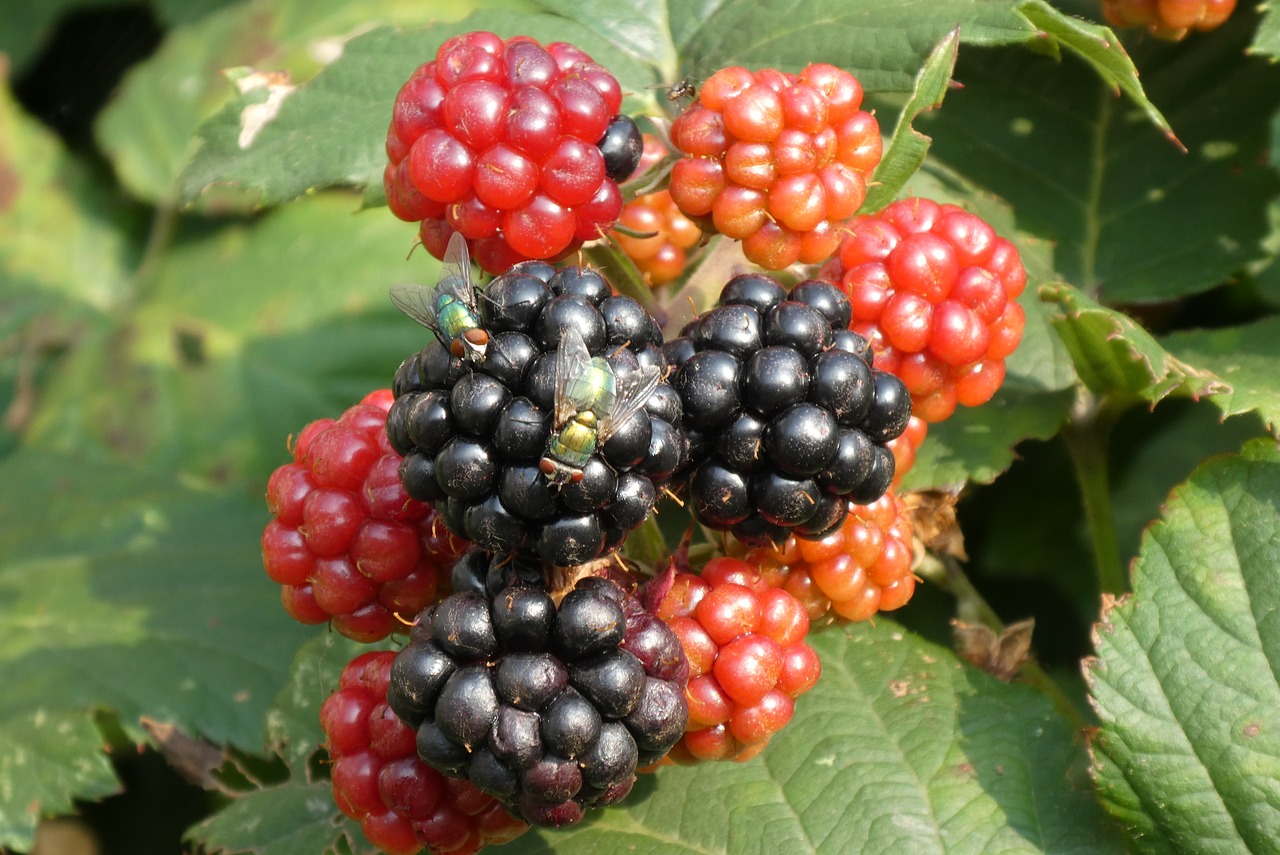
left=553, top=326, right=595, bottom=428
left=389, top=233, right=475, bottom=339
left=597, top=365, right=660, bottom=442
left=389, top=282, right=446, bottom=339
left=435, top=231, right=478, bottom=308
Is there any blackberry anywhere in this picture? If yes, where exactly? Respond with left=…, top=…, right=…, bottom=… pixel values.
left=389, top=259, right=686, bottom=567
left=387, top=573, right=689, bottom=828
left=671, top=274, right=911, bottom=545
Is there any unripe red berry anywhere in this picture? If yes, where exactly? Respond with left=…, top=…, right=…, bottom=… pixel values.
left=385, top=33, right=637, bottom=272
left=660, top=564, right=821, bottom=762
left=752, top=489, right=916, bottom=623
left=825, top=198, right=1027, bottom=422
left=668, top=64, right=881, bottom=269
left=1102, top=0, right=1235, bottom=38
left=262, top=390, right=468, bottom=641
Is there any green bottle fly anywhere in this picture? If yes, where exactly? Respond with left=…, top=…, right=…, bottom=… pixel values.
left=390, top=232, right=489, bottom=361
left=540, top=327, right=660, bottom=487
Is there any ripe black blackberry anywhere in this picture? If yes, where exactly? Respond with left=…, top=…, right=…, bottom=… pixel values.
left=668, top=274, right=910, bottom=545
left=387, top=261, right=686, bottom=568
left=386, top=570, right=689, bottom=828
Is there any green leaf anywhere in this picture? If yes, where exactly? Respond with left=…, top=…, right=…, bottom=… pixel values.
left=1109, top=401, right=1268, bottom=570
left=503, top=620, right=1121, bottom=854
left=1161, top=316, right=1280, bottom=433
left=95, top=0, right=485, bottom=204
left=0, top=66, right=136, bottom=310
left=22, top=193, right=433, bottom=481
left=922, top=11, right=1280, bottom=302
left=1251, top=6, right=1280, bottom=59
left=151, top=0, right=244, bottom=25
left=0, top=451, right=313, bottom=849
left=187, top=778, right=360, bottom=855
left=676, top=0, right=1161, bottom=108
left=678, top=0, right=1039, bottom=94
left=0, top=710, right=119, bottom=852
left=1087, top=438, right=1280, bottom=854
left=863, top=29, right=960, bottom=214
left=1041, top=283, right=1226, bottom=405
left=529, top=0, right=677, bottom=78
left=0, top=1, right=114, bottom=72
left=192, top=632, right=378, bottom=855
left=1014, top=0, right=1169, bottom=138
left=904, top=386, right=1075, bottom=491
left=265, top=634, right=372, bottom=770
left=180, top=12, right=653, bottom=208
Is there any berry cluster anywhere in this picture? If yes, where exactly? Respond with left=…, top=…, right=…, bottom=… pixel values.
left=386, top=260, right=685, bottom=567
left=666, top=273, right=911, bottom=545
left=261, top=390, right=468, bottom=642
left=613, top=190, right=704, bottom=286
left=611, top=134, right=704, bottom=285
left=821, top=198, right=1026, bottom=423
left=667, top=64, right=881, bottom=270
left=657, top=558, right=821, bottom=763
left=287, top=38, right=994, bottom=852
left=384, top=31, right=643, bottom=274
left=387, top=566, right=688, bottom=828
left=321, top=649, right=529, bottom=854
left=1101, top=0, right=1235, bottom=38
left=750, top=490, right=915, bottom=623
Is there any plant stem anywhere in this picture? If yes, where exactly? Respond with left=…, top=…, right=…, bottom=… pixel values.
left=1062, top=395, right=1127, bottom=596
left=917, top=553, right=1092, bottom=731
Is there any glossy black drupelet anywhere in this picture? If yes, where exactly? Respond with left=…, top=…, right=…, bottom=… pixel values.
left=386, top=573, right=689, bottom=828
left=597, top=115, right=644, bottom=183
left=388, top=265, right=686, bottom=566
left=669, top=275, right=910, bottom=544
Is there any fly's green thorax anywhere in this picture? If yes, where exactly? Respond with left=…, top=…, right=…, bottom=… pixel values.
left=435, top=294, right=482, bottom=344
left=563, top=357, right=616, bottom=414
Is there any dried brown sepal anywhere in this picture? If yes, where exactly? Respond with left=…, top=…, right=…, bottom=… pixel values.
left=902, top=489, right=967, bottom=561
left=544, top=553, right=647, bottom=602
left=952, top=617, right=1035, bottom=681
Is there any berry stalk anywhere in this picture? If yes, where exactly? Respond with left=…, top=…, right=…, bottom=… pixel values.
left=1061, top=394, right=1126, bottom=597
